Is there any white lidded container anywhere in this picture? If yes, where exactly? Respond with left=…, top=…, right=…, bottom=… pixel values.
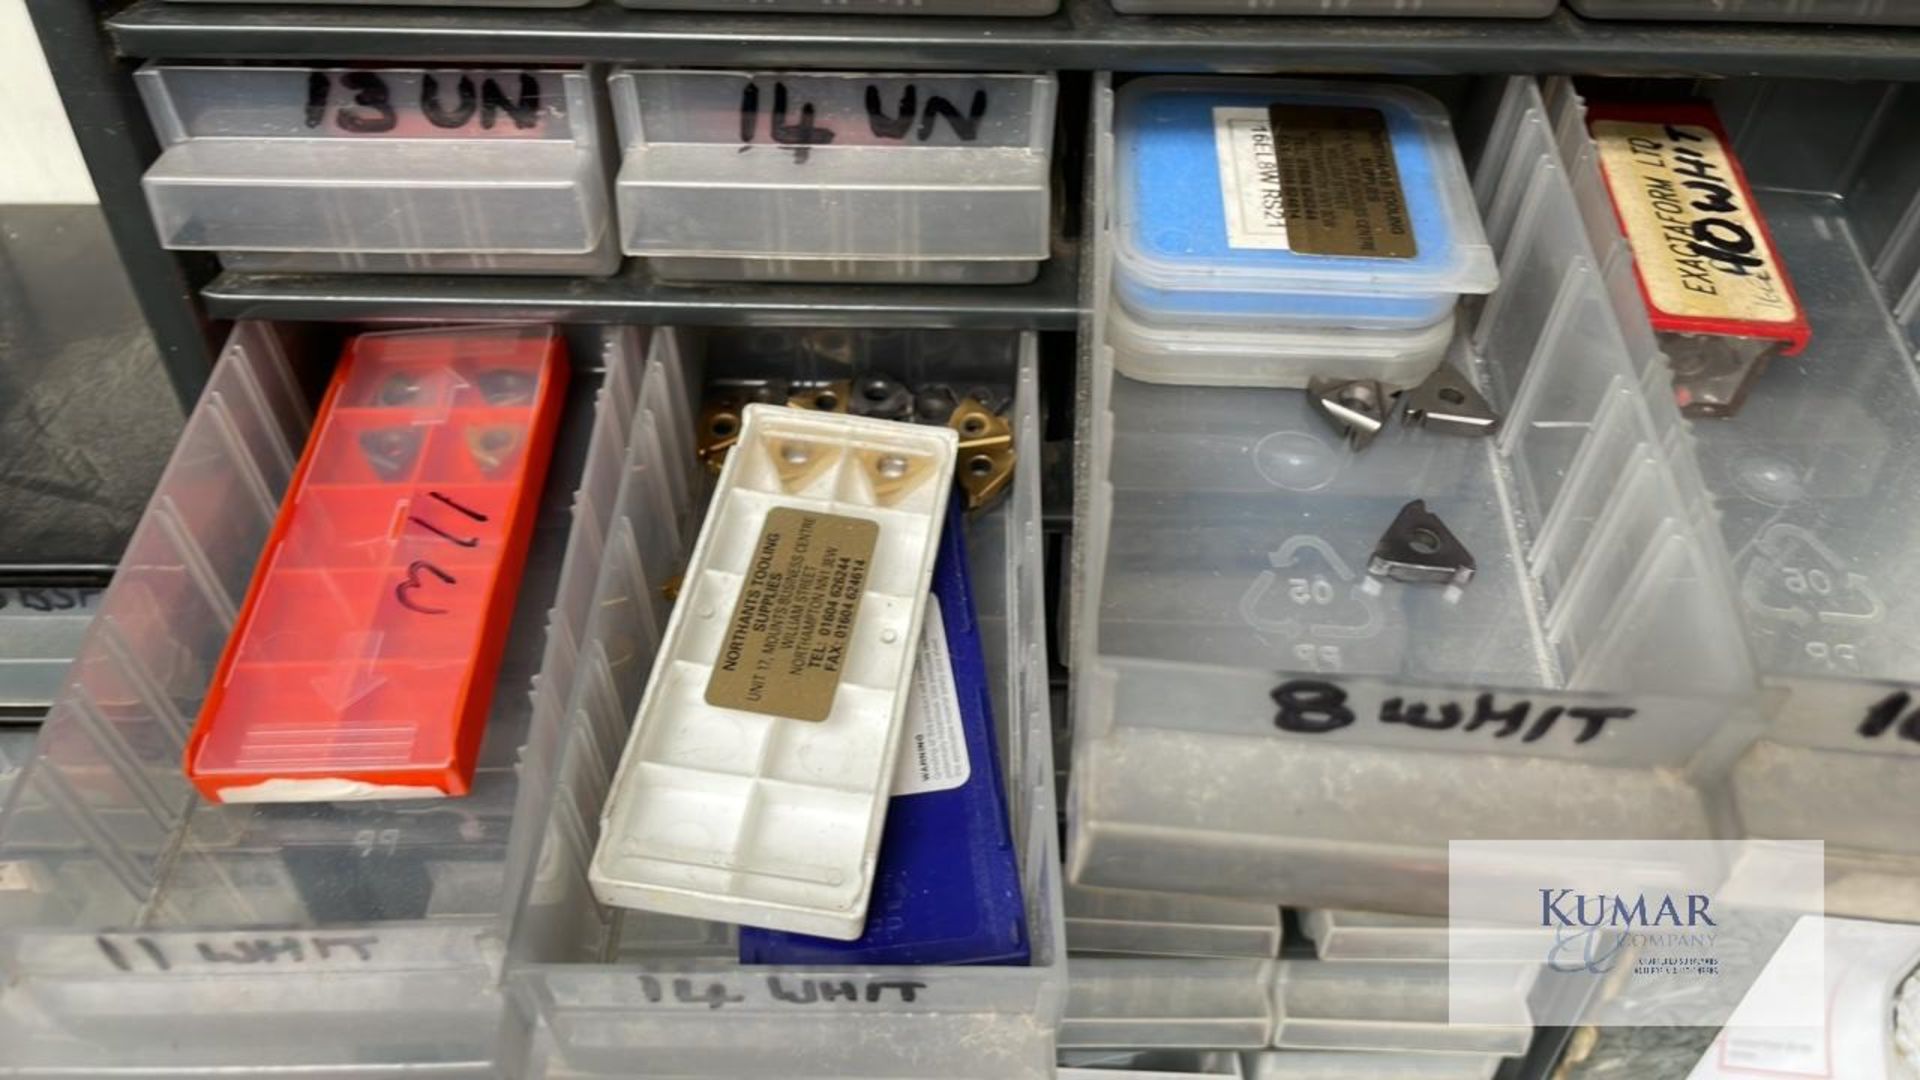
left=590, top=405, right=958, bottom=938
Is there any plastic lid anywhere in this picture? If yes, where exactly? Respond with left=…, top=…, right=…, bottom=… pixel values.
left=1113, top=77, right=1497, bottom=327
left=186, top=325, right=569, bottom=803
left=1108, top=291, right=1455, bottom=390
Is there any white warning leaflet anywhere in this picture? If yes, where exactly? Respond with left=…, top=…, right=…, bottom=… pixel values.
left=1591, top=118, right=1799, bottom=328
left=1214, top=106, right=1293, bottom=251
left=892, top=596, right=972, bottom=797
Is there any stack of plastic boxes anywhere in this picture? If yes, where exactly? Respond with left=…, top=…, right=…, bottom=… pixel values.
left=1107, top=77, right=1497, bottom=389
left=1054, top=886, right=1534, bottom=1073
left=608, top=70, right=1058, bottom=284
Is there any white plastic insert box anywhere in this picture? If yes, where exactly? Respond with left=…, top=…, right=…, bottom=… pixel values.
left=0, top=320, right=646, bottom=1075
left=501, top=328, right=1066, bottom=1079
left=1068, top=73, right=1760, bottom=916
left=1569, top=0, right=1920, bottom=22
left=607, top=70, right=1057, bottom=284
left=1058, top=957, right=1534, bottom=1056
left=135, top=65, right=619, bottom=276
left=588, top=403, right=959, bottom=938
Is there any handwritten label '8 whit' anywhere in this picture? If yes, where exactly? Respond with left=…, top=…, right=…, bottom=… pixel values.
left=1270, top=679, right=1635, bottom=746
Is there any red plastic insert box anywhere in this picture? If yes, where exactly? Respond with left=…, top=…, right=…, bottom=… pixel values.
left=187, top=325, right=569, bottom=803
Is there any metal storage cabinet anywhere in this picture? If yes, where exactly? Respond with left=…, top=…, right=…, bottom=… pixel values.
left=16, top=0, right=1920, bottom=1076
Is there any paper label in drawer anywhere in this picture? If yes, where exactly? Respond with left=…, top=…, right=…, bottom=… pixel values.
left=1216, top=106, right=1416, bottom=258
left=1215, top=107, right=1294, bottom=251
left=1590, top=116, right=1805, bottom=341
left=893, top=595, right=971, bottom=797
left=706, top=507, right=879, bottom=722
left=1268, top=105, right=1415, bottom=259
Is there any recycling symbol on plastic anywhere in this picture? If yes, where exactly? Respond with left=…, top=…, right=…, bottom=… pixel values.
left=1238, top=534, right=1383, bottom=640
left=1739, top=523, right=1882, bottom=627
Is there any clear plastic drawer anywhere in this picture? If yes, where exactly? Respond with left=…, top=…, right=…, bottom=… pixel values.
left=501, top=328, right=1065, bottom=1079
left=1244, top=1050, right=1500, bottom=1079
left=0, top=320, right=641, bottom=1074
left=0, top=322, right=1058, bottom=1076
left=608, top=70, right=1055, bottom=283
left=1060, top=1049, right=1246, bottom=1078
left=1271, top=961, right=1532, bottom=1056
left=1067, top=884, right=1283, bottom=959
left=1059, top=956, right=1533, bottom=1056
left=1298, top=909, right=1539, bottom=963
left=0, top=585, right=98, bottom=715
left=616, top=0, right=1059, bottom=12
left=1061, top=958, right=1277, bottom=1049
left=1110, top=0, right=1554, bottom=13
left=136, top=65, right=618, bottom=276
left=1569, top=0, right=1920, bottom=22
left=1068, top=74, right=1759, bottom=915
left=1541, top=74, right=1920, bottom=922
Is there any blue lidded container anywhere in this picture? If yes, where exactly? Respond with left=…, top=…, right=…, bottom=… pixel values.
left=1112, top=77, right=1497, bottom=333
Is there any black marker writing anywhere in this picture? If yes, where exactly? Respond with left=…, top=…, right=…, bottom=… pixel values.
left=1860, top=691, right=1920, bottom=743
left=395, top=560, right=456, bottom=615
left=336, top=72, right=398, bottom=134
left=301, top=72, right=542, bottom=134
left=421, top=72, right=478, bottom=129
left=1272, top=680, right=1634, bottom=745
left=93, top=933, right=379, bottom=971
left=1272, top=679, right=1356, bottom=734
left=917, top=90, right=988, bottom=142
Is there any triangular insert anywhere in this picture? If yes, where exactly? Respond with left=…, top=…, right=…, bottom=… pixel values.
left=1368, top=500, right=1476, bottom=588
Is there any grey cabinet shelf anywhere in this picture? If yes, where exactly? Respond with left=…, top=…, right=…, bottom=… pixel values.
left=109, top=0, right=1920, bottom=79
left=199, top=252, right=1081, bottom=329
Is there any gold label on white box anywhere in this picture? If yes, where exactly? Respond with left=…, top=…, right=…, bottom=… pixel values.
left=706, top=507, right=878, bottom=722
left=1215, top=105, right=1416, bottom=259
left=1592, top=118, right=1798, bottom=328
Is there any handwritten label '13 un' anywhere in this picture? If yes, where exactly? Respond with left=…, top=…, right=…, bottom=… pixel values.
left=303, top=72, right=544, bottom=135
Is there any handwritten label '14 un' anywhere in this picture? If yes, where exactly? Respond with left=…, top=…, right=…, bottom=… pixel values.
left=736, top=81, right=990, bottom=162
